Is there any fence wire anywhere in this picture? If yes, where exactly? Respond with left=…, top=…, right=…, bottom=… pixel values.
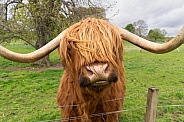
left=1, top=99, right=184, bottom=121
left=1, top=87, right=183, bottom=121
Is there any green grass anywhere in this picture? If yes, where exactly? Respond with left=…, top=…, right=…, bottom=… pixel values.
left=0, top=43, right=184, bottom=121
left=0, top=69, right=62, bottom=121
left=122, top=43, right=184, bottom=121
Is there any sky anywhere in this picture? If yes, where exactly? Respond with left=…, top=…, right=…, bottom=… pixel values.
left=105, top=0, right=184, bottom=36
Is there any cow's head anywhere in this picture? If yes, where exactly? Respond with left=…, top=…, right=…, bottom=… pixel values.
left=59, top=18, right=124, bottom=92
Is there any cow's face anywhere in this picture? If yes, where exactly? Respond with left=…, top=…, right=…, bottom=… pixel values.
left=59, top=18, right=124, bottom=92
left=79, top=62, right=118, bottom=92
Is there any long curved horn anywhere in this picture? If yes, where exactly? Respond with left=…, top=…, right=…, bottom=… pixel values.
left=118, top=26, right=184, bottom=54
left=0, top=29, right=67, bottom=63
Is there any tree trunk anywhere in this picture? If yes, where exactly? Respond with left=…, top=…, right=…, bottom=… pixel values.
left=33, top=24, right=51, bottom=67
left=33, top=55, right=50, bottom=67
left=33, top=41, right=50, bottom=67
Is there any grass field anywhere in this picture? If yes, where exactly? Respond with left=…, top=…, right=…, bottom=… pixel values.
left=0, top=42, right=184, bottom=122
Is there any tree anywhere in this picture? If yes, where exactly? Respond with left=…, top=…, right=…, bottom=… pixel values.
left=70, top=6, right=106, bottom=21
left=0, top=0, right=25, bottom=44
left=148, top=28, right=167, bottom=42
left=133, top=20, right=148, bottom=37
left=125, top=23, right=135, bottom=33
left=0, top=0, right=107, bottom=66
left=0, top=3, right=5, bottom=20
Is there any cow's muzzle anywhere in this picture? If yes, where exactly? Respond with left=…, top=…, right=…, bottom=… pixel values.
left=79, top=63, right=118, bottom=92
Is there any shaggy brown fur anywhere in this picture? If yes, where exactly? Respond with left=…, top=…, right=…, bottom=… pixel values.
left=57, top=18, right=126, bottom=122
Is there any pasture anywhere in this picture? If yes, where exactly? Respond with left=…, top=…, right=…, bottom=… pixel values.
left=0, top=42, right=184, bottom=121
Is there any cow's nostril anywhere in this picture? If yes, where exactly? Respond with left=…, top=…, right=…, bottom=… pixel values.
left=104, top=63, right=109, bottom=73
left=86, top=66, right=93, bottom=75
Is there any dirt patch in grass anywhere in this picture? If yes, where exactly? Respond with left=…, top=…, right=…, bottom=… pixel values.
left=3, top=62, right=63, bottom=72
left=173, top=112, right=181, bottom=119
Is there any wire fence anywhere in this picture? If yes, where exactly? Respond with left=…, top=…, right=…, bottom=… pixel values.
left=1, top=105, right=183, bottom=122
left=1, top=88, right=184, bottom=122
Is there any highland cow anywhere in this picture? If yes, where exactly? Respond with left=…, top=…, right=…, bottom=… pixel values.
left=57, top=18, right=126, bottom=121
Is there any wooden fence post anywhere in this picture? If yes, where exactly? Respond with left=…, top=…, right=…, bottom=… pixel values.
left=145, top=87, right=159, bottom=122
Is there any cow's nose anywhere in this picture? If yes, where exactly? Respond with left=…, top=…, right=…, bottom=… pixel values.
left=86, top=63, right=108, bottom=75
left=86, top=63, right=109, bottom=82
left=79, top=62, right=118, bottom=89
